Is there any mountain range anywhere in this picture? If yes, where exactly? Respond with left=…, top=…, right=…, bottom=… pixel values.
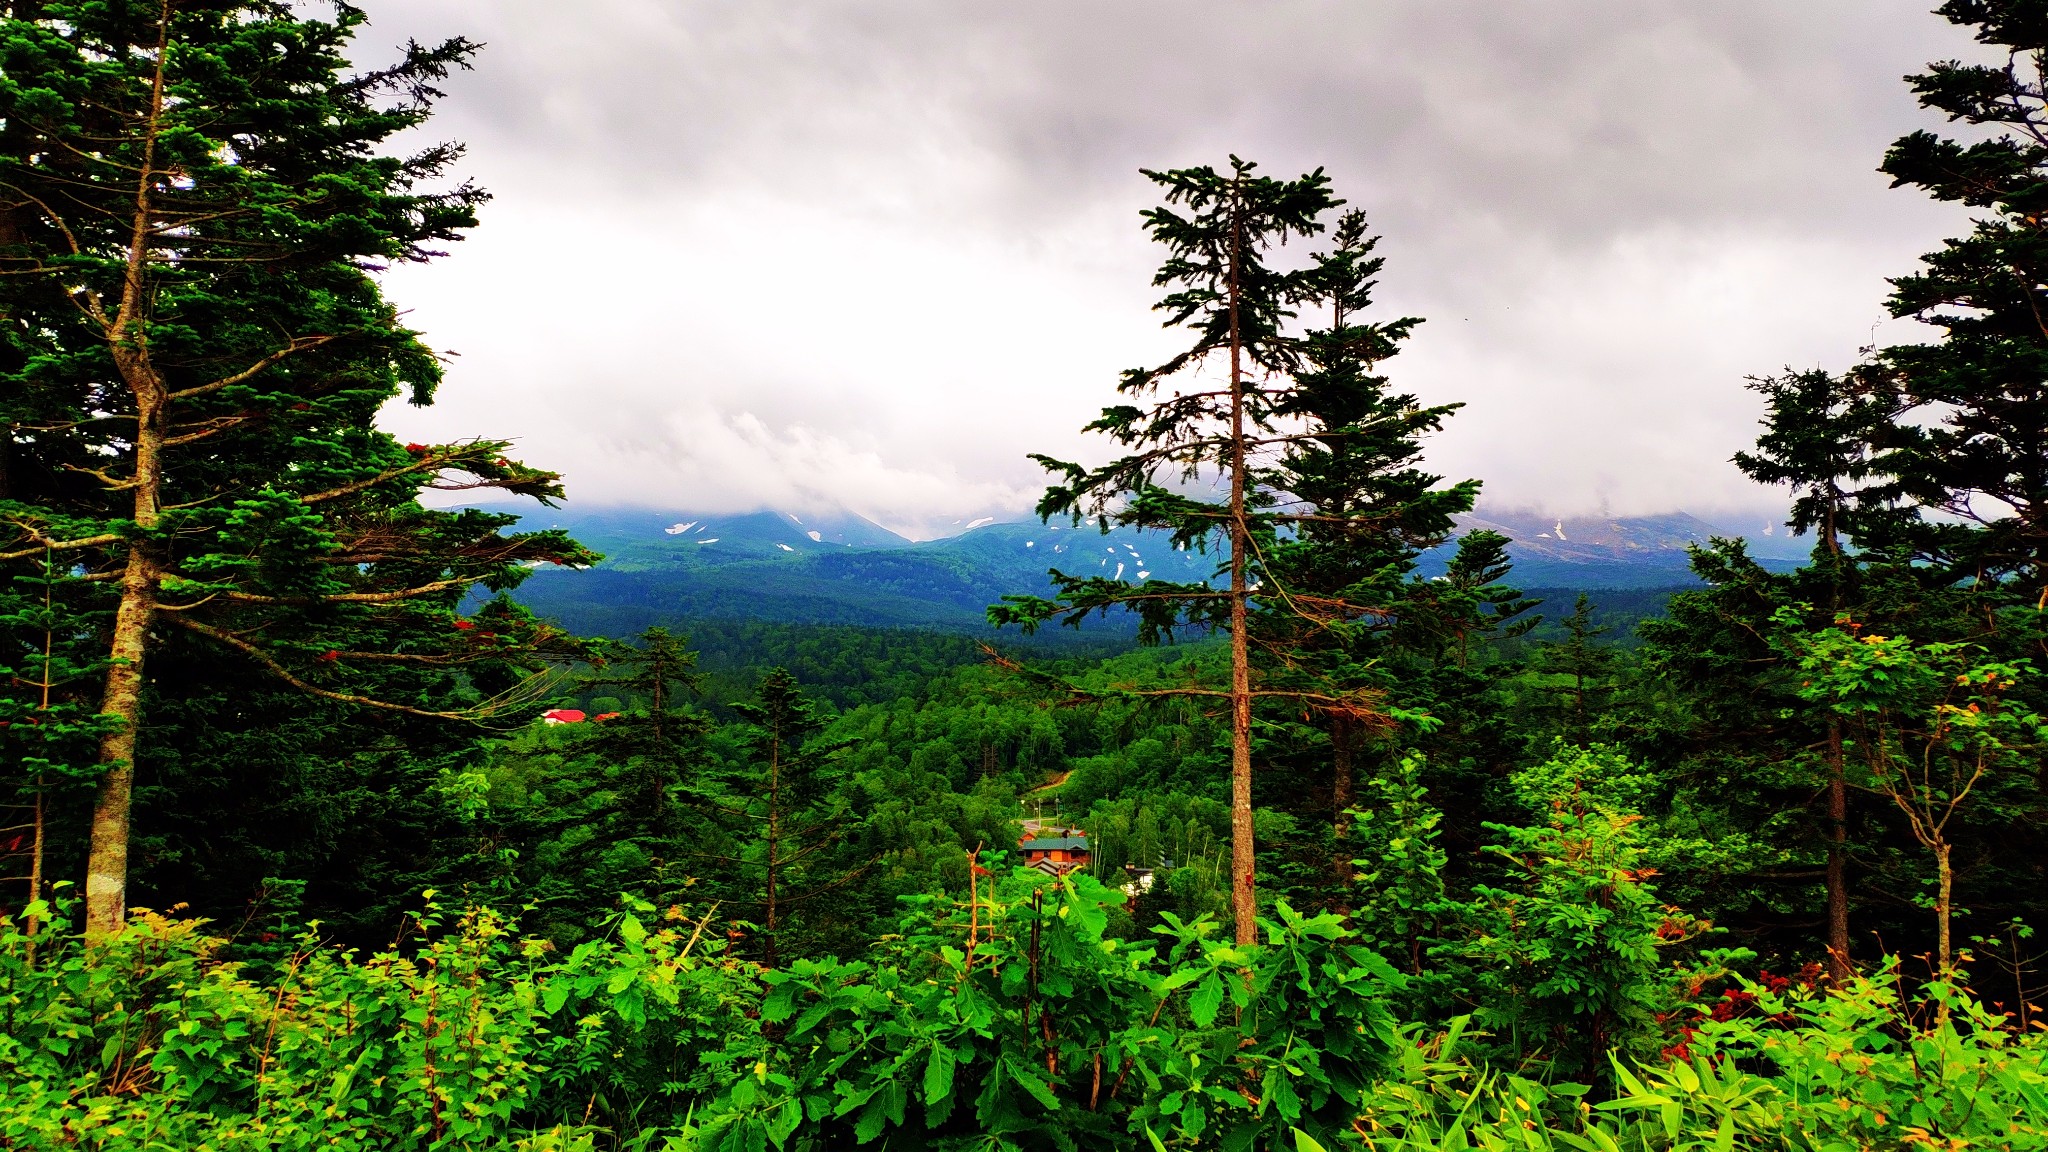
left=492, top=504, right=1805, bottom=638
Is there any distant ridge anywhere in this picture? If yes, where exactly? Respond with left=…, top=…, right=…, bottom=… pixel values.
left=513, top=506, right=911, bottom=569
left=1426, top=508, right=1808, bottom=587
left=494, top=504, right=1804, bottom=635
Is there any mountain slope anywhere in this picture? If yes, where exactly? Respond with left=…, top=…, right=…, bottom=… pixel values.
left=514, top=507, right=911, bottom=569
left=495, top=505, right=1795, bottom=635
left=1422, top=510, right=1804, bottom=587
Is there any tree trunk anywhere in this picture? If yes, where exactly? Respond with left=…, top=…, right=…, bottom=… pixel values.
left=86, top=535, right=160, bottom=938
left=25, top=779, right=44, bottom=956
left=1935, top=837, right=1954, bottom=977
left=1226, top=187, right=1256, bottom=946
left=25, top=579, right=52, bottom=948
left=1821, top=511, right=1851, bottom=982
left=84, top=10, right=171, bottom=941
left=85, top=328, right=170, bottom=941
left=1824, top=719, right=1851, bottom=982
left=765, top=731, right=780, bottom=971
left=1331, top=713, right=1355, bottom=898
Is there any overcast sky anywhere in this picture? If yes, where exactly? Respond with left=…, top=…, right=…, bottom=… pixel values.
left=368, top=2, right=1982, bottom=540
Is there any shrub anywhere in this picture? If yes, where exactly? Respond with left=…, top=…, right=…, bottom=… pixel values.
left=0, top=891, right=757, bottom=1150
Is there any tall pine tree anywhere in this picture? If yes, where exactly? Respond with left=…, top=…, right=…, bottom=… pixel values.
left=995, top=162, right=1433, bottom=941
left=1257, top=209, right=1483, bottom=896
left=1866, top=1, right=2048, bottom=593
left=0, top=2, right=590, bottom=934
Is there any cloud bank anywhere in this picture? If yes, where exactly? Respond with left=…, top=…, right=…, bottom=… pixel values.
left=368, top=1, right=1981, bottom=538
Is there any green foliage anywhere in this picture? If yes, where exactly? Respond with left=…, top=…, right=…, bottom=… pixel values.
left=0, top=893, right=759, bottom=1150
left=0, top=0, right=593, bottom=938
left=992, top=156, right=1344, bottom=642
left=7, top=3, right=2048, bottom=1147
left=1348, top=754, right=1448, bottom=980
left=1449, top=781, right=1722, bottom=1082
left=1528, top=596, right=1618, bottom=745
left=1351, top=970, right=2048, bottom=1152
left=1776, top=610, right=2048, bottom=968
left=8, top=890, right=2048, bottom=1152
left=692, top=869, right=1403, bottom=1152
left=699, top=671, right=860, bottom=968
left=1862, top=0, right=2048, bottom=587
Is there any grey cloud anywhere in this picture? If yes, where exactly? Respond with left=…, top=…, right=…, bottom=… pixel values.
left=366, top=2, right=1991, bottom=534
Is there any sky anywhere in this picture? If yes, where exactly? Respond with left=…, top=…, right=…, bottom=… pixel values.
left=368, top=2, right=1984, bottom=540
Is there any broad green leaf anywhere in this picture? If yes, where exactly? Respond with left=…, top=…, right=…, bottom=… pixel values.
left=1190, top=971, right=1225, bottom=1027
left=1003, top=1055, right=1062, bottom=1111
left=924, top=1044, right=956, bottom=1106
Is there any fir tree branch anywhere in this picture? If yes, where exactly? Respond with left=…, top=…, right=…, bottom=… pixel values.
left=295, top=453, right=489, bottom=505
left=0, top=528, right=126, bottom=561
left=168, top=336, right=338, bottom=400
left=212, top=578, right=467, bottom=605
left=162, top=415, right=257, bottom=447
left=167, top=615, right=552, bottom=722
left=58, top=463, right=141, bottom=491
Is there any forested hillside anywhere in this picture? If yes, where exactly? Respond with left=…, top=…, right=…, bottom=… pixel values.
left=495, top=506, right=1789, bottom=637
left=2, top=3, right=2046, bottom=1150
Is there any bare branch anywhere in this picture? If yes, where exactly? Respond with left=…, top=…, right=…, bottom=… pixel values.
left=168, top=335, right=337, bottom=401
left=167, top=614, right=557, bottom=723
left=210, top=578, right=467, bottom=606
left=297, top=451, right=487, bottom=506
left=0, top=525, right=125, bottom=561
left=59, top=462, right=139, bottom=491
left=162, top=415, right=255, bottom=447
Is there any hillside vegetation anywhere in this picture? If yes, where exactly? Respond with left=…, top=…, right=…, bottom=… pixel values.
left=2, top=2, right=2047, bottom=1150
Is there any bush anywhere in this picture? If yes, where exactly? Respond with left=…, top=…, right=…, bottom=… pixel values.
left=5, top=883, right=2044, bottom=1152
left=0, top=891, right=758, bottom=1150
left=1348, top=969, right=2048, bottom=1152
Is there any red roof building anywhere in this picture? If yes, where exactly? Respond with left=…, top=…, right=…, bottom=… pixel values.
left=1018, top=831, right=1091, bottom=876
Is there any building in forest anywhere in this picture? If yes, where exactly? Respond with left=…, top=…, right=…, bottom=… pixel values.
left=1019, top=831, right=1091, bottom=875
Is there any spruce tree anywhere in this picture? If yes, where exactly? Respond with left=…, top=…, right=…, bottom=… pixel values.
left=1865, top=1, right=2048, bottom=591
left=0, top=2, right=589, bottom=935
left=1257, top=209, right=1480, bottom=894
left=1730, top=368, right=1905, bottom=979
left=1702, top=0, right=2048, bottom=976
left=584, top=626, right=707, bottom=827
left=995, top=162, right=1432, bottom=941
left=1423, top=530, right=1542, bottom=668
left=1532, top=595, right=1615, bottom=746
left=711, top=670, right=856, bottom=969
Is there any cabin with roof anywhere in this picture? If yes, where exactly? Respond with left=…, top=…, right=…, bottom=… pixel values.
left=1018, top=830, right=1091, bottom=875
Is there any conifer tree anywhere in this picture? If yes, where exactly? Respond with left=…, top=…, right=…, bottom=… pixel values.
left=708, top=670, right=856, bottom=969
left=994, top=161, right=1399, bottom=942
left=1258, top=209, right=1480, bottom=891
left=584, top=627, right=706, bottom=825
left=1851, top=0, right=2048, bottom=971
left=1731, top=368, right=1905, bottom=979
left=1533, top=595, right=1615, bottom=746
left=1710, top=0, right=2048, bottom=975
left=1733, top=369, right=1907, bottom=574
left=0, top=2, right=590, bottom=935
left=1861, top=1, right=2048, bottom=591
left=1424, top=531, right=1542, bottom=667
